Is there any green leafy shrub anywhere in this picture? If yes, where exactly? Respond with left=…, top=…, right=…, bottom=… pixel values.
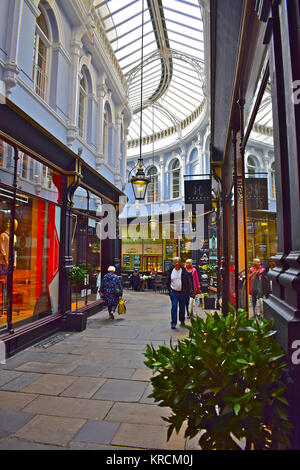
left=144, top=309, right=292, bottom=450
left=67, top=266, right=87, bottom=286
left=67, top=266, right=87, bottom=311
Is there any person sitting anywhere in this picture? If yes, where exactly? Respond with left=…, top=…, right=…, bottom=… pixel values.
left=148, top=268, right=156, bottom=289
left=130, top=269, right=142, bottom=291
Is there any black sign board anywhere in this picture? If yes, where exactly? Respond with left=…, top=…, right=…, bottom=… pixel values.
left=133, top=255, right=141, bottom=267
left=164, top=260, right=174, bottom=272
left=246, top=178, right=268, bottom=210
left=123, top=254, right=131, bottom=267
left=184, top=179, right=212, bottom=208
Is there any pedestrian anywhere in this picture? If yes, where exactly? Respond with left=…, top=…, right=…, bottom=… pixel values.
left=130, top=269, right=142, bottom=291
left=99, top=266, right=123, bottom=319
left=249, top=258, right=265, bottom=314
left=166, top=257, right=189, bottom=329
left=185, top=259, right=201, bottom=317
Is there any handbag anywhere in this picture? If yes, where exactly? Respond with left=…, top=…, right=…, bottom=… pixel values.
left=188, top=297, right=194, bottom=317
left=118, top=298, right=126, bottom=314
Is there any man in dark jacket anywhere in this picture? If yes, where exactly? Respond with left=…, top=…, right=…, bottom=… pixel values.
left=166, top=257, right=190, bottom=329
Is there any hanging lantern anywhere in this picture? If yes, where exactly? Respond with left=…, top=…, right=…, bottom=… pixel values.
left=130, top=159, right=150, bottom=200
left=128, top=0, right=150, bottom=201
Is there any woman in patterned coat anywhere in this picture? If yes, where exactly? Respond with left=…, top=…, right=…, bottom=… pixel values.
left=99, top=266, right=123, bottom=319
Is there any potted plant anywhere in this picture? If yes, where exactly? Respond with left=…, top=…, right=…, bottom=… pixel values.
left=144, top=308, right=292, bottom=450
left=67, top=265, right=87, bottom=312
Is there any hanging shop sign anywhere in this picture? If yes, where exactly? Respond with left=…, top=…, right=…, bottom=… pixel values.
left=184, top=179, right=212, bottom=208
left=246, top=178, right=268, bottom=210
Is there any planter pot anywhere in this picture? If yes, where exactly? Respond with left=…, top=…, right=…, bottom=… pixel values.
left=204, top=297, right=216, bottom=310
left=65, top=312, right=87, bottom=332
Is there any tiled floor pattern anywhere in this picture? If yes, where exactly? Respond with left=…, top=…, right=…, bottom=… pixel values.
left=0, top=290, right=207, bottom=450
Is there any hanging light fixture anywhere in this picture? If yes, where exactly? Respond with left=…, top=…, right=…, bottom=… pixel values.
left=129, top=0, right=150, bottom=200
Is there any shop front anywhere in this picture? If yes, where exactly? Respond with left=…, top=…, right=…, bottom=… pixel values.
left=0, top=137, right=62, bottom=334
left=0, top=99, right=123, bottom=356
left=120, top=210, right=210, bottom=274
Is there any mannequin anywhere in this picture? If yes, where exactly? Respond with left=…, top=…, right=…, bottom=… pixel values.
left=0, top=219, right=18, bottom=271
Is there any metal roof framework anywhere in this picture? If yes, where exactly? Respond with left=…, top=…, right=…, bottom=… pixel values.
left=93, top=0, right=206, bottom=151
left=93, top=0, right=273, bottom=152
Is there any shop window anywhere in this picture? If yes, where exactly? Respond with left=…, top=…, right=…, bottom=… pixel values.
left=246, top=155, right=259, bottom=175
left=0, top=188, right=61, bottom=331
left=0, top=138, right=15, bottom=187
left=78, top=72, right=87, bottom=138
left=0, top=143, right=63, bottom=333
left=146, top=166, right=158, bottom=203
left=33, top=7, right=50, bottom=101
left=171, top=159, right=180, bottom=199
left=71, top=188, right=102, bottom=310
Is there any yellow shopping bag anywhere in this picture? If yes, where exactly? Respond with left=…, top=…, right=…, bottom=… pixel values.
left=118, top=298, right=126, bottom=314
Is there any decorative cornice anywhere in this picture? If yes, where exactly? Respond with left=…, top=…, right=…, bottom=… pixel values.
left=127, top=99, right=206, bottom=149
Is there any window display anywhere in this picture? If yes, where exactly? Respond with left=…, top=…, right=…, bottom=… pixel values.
left=0, top=137, right=61, bottom=332
left=71, top=187, right=102, bottom=311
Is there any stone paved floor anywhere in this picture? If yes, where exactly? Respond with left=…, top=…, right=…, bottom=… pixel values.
left=0, top=290, right=208, bottom=450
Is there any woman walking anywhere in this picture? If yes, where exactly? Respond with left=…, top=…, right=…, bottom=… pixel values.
left=185, top=259, right=201, bottom=318
left=99, top=266, right=123, bottom=319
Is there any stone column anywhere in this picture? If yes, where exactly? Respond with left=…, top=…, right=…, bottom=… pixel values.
left=159, top=154, right=165, bottom=203
left=67, top=37, right=82, bottom=147
left=121, top=125, right=129, bottom=189
left=114, top=109, right=122, bottom=183
left=2, top=0, right=27, bottom=96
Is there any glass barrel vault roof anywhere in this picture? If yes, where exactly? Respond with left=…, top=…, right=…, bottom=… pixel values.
left=93, top=0, right=206, bottom=152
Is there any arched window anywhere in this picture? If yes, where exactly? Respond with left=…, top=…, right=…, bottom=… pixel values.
left=146, top=166, right=158, bottom=203
left=171, top=159, right=180, bottom=199
left=271, top=161, right=276, bottom=198
left=33, top=7, right=50, bottom=100
left=246, top=155, right=258, bottom=175
left=78, top=71, right=87, bottom=138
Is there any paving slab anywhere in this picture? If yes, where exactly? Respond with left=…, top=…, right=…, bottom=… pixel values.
left=0, top=370, right=23, bottom=387
left=67, top=363, right=106, bottom=377
left=1, top=373, right=42, bottom=392
left=0, top=391, right=37, bottom=411
left=15, top=361, right=78, bottom=375
left=23, top=395, right=113, bottom=420
left=0, top=410, right=35, bottom=437
left=111, top=423, right=186, bottom=450
left=105, top=402, right=171, bottom=427
left=130, top=368, right=154, bottom=381
left=0, top=290, right=199, bottom=450
left=100, top=367, right=135, bottom=379
left=92, top=378, right=148, bottom=402
left=72, top=420, right=120, bottom=445
left=68, top=442, right=139, bottom=450
left=14, top=414, right=86, bottom=446
left=0, top=437, right=66, bottom=450
left=60, top=376, right=107, bottom=398
left=21, top=374, right=77, bottom=395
